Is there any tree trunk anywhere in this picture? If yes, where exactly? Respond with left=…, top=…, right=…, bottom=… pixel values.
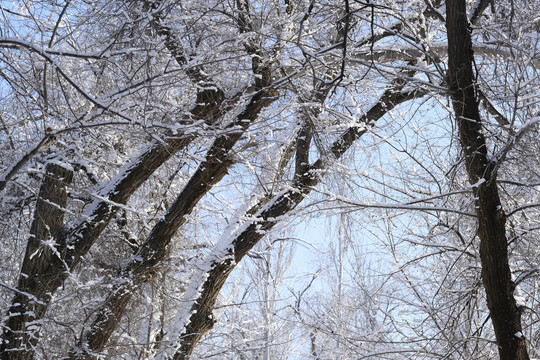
left=2, top=162, right=73, bottom=360
left=66, top=88, right=277, bottom=359
left=445, top=0, right=529, bottom=358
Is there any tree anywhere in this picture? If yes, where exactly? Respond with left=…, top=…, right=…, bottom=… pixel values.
left=1, top=0, right=539, bottom=359
left=446, top=0, right=529, bottom=357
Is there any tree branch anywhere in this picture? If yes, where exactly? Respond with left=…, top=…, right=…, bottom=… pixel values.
left=1, top=49, right=232, bottom=360
left=164, top=82, right=422, bottom=360
left=66, top=86, right=278, bottom=359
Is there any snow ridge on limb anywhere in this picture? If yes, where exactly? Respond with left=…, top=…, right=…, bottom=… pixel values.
left=0, top=133, right=57, bottom=192
left=162, top=83, right=423, bottom=360
left=64, top=1, right=280, bottom=355
left=1, top=122, right=203, bottom=360
left=1, top=54, right=231, bottom=360
left=0, top=0, right=248, bottom=352
left=348, top=43, right=540, bottom=70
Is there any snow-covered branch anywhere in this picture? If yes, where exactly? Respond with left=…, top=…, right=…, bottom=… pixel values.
left=66, top=86, right=278, bottom=359
left=348, top=43, right=540, bottom=69
left=162, top=82, right=423, bottom=359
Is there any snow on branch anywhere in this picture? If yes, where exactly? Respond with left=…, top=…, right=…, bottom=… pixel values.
left=1, top=161, right=73, bottom=356
left=65, top=86, right=278, bottom=359
left=162, top=83, right=425, bottom=359
left=0, top=133, right=56, bottom=192
left=348, top=43, right=540, bottom=70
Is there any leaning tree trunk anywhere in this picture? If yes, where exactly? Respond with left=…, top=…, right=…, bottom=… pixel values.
left=445, top=0, right=529, bottom=358
left=1, top=162, right=73, bottom=360
left=167, top=83, right=422, bottom=359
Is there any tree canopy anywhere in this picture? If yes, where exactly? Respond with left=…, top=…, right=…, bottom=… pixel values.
left=1, top=0, right=539, bottom=359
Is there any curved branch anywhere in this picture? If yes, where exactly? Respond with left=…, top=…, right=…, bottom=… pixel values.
left=0, top=133, right=56, bottom=192
left=0, top=38, right=132, bottom=120
left=1, top=66, right=233, bottom=360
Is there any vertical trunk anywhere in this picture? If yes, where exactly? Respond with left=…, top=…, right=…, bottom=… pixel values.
left=445, top=0, right=528, bottom=358
left=2, top=162, right=73, bottom=360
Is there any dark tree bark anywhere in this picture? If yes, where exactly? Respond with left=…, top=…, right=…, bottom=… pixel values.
left=64, top=1, right=280, bottom=356
left=0, top=89, right=228, bottom=360
left=445, top=0, right=529, bottom=358
left=1, top=162, right=73, bottom=359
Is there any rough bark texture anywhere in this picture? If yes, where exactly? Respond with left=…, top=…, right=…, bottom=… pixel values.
left=64, top=1, right=278, bottom=355
left=0, top=90, right=227, bottom=360
left=445, top=0, right=529, bottom=359
left=1, top=162, right=73, bottom=360
left=0, top=0, right=237, bottom=353
left=171, top=85, right=421, bottom=359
